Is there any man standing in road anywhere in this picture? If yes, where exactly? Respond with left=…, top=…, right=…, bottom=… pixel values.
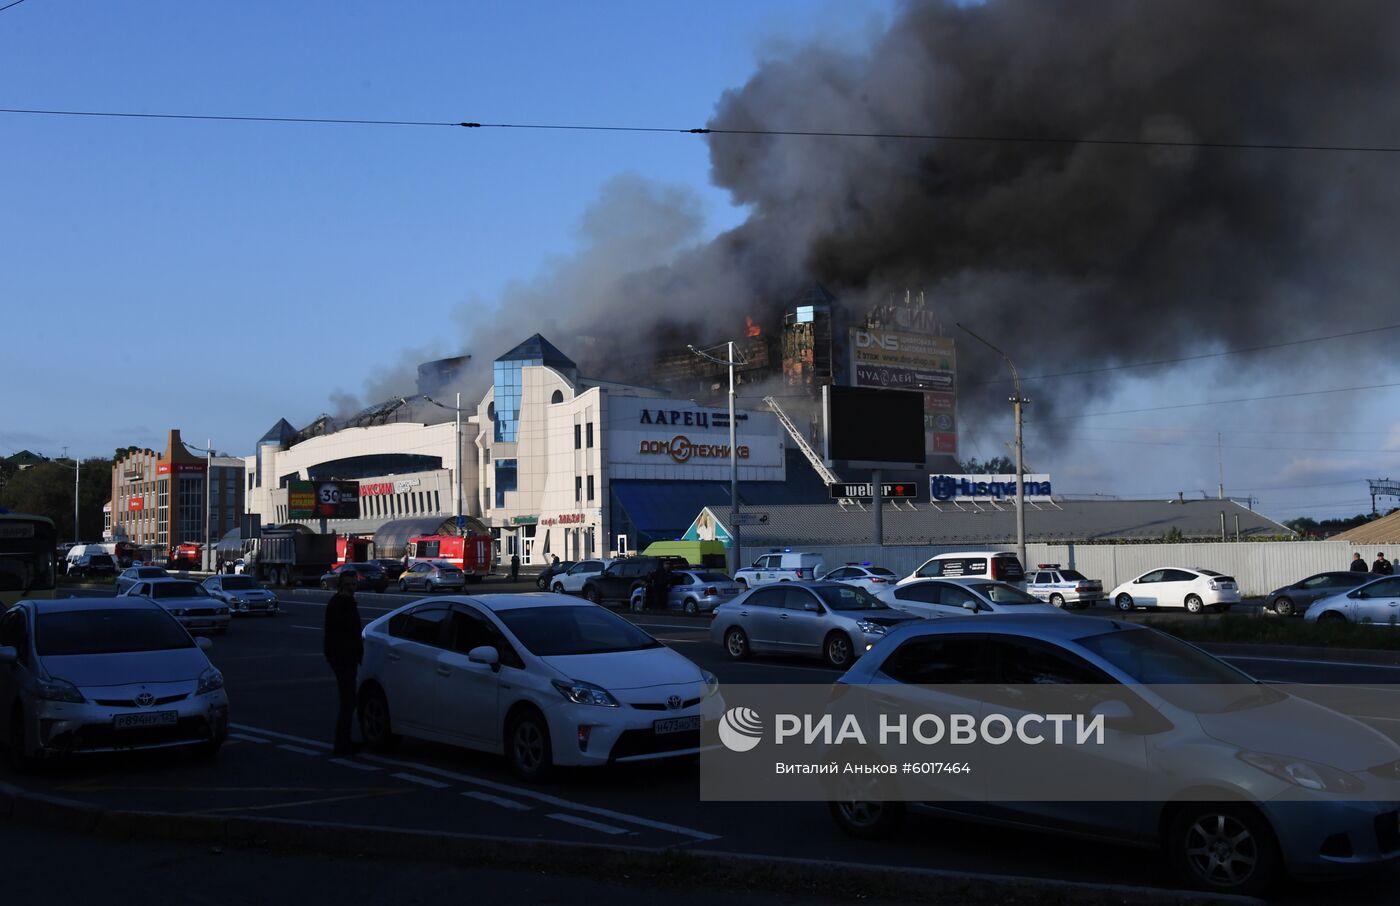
left=510, top=552, right=520, bottom=583
left=323, top=570, right=363, bottom=755
left=1373, top=552, right=1394, bottom=575
left=1350, top=552, right=1369, bottom=572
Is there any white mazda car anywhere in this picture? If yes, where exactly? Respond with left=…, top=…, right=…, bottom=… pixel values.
left=357, top=593, right=720, bottom=779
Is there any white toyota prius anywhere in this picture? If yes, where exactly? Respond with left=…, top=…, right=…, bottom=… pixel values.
left=357, top=593, right=720, bottom=779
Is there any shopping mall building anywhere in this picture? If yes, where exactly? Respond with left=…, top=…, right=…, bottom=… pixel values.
left=243, top=335, right=830, bottom=563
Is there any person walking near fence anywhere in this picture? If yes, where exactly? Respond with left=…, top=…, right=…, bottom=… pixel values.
left=323, top=571, right=364, bottom=755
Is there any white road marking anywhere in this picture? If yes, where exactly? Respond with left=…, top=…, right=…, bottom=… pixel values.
left=229, top=732, right=270, bottom=744
left=230, top=723, right=332, bottom=750
left=329, top=758, right=381, bottom=771
left=463, top=791, right=531, bottom=811
left=277, top=744, right=323, bottom=756
left=545, top=813, right=632, bottom=836
left=359, top=752, right=721, bottom=841
left=291, top=625, right=322, bottom=631
left=392, top=772, right=451, bottom=789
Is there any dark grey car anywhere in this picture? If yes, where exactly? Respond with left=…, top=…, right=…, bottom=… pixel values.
left=1264, top=571, right=1373, bottom=616
left=203, top=574, right=280, bottom=616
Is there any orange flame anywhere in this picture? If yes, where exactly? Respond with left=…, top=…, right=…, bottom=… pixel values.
left=745, top=315, right=761, bottom=337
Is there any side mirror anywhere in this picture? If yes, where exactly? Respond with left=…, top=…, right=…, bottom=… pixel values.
left=0, top=645, right=17, bottom=665
left=803, top=602, right=821, bottom=613
left=196, top=636, right=213, bottom=651
left=1088, top=698, right=1139, bottom=731
left=961, top=601, right=980, bottom=613
left=468, top=645, right=500, bottom=671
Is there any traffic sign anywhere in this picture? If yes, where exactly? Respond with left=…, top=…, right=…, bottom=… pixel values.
left=829, top=482, right=920, bottom=500
left=455, top=515, right=466, bottom=530
left=731, top=512, right=770, bottom=526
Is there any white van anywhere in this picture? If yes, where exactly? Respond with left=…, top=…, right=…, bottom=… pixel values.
left=898, top=551, right=1026, bottom=587
left=733, top=550, right=826, bottom=588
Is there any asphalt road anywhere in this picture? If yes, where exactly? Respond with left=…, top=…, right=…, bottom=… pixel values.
left=9, top=583, right=1400, bottom=903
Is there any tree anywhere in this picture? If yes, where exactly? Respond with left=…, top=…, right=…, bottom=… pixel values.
left=0, top=458, right=112, bottom=541
left=958, top=456, right=1015, bottom=474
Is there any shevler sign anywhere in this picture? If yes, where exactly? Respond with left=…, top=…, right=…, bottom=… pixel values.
left=930, top=474, right=1053, bottom=502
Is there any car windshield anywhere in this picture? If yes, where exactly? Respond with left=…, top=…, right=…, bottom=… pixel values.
left=693, top=572, right=732, bottom=583
left=150, top=581, right=207, bottom=599
left=968, top=582, right=1042, bottom=604
left=1059, top=569, right=1088, bottom=581
left=137, top=567, right=166, bottom=578
left=868, top=567, right=898, bottom=576
left=1197, top=569, right=1223, bottom=577
left=431, top=561, right=461, bottom=573
left=815, top=585, right=889, bottom=611
left=498, top=605, right=662, bottom=656
left=220, top=576, right=258, bottom=590
left=36, top=609, right=194, bottom=656
left=1075, top=627, right=1276, bottom=713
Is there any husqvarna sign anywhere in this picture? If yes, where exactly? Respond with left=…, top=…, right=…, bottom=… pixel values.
left=930, top=474, right=1053, bottom=502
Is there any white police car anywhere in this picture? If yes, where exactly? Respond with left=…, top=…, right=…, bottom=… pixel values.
left=1025, top=564, right=1104, bottom=609
left=821, top=562, right=900, bottom=593
left=733, top=550, right=826, bottom=589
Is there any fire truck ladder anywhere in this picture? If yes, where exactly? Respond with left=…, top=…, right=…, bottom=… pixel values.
left=763, top=396, right=841, bottom=487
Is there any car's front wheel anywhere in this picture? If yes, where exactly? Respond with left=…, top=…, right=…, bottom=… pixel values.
left=1114, top=593, right=1134, bottom=612
left=585, top=587, right=603, bottom=605
left=1273, top=596, right=1295, bottom=617
left=551, top=582, right=565, bottom=594
left=1049, top=593, right=1066, bottom=608
left=824, top=632, right=854, bottom=669
left=1167, top=804, right=1280, bottom=896
left=1184, top=594, right=1205, bottom=614
left=828, top=797, right=905, bottom=840
left=1318, top=610, right=1346, bottom=623
left=506, top=709, right=553, bottom=781
left=683, top=599, right=699, bottom=615
left=398, top=580, right=408, bottom=593
left=724, top=627, right=750, bottom=660
left=358, top=684, right=400, bottom=752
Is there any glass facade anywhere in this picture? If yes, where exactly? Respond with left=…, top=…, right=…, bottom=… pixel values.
left=494, top=459, right=517, bottom=508
left=493, top=360, right=524, bottom=442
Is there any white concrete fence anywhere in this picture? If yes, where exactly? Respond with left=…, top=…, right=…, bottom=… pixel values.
left=737, top=540, right=1386, bottom=598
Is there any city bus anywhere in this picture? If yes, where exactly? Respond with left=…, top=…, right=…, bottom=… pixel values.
left=0, top=511, right=58, bottom=607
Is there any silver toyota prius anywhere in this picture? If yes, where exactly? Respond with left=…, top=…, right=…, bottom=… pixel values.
left=0, top=597, right=229, bottom=766
left=710, top=581, right=920, bottom=669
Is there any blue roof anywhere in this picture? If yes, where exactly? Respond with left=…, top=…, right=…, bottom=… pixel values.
left=495, top=334, right=576, bottom=371
left=258, top=418, right=298, bottom=447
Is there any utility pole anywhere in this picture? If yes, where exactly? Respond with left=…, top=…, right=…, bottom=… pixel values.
left=205, top=438, right=213, bottom=571
left=688, top=341, right=747, bottom=575
left=958, top=324, right=1028, bottom=572
left=65, top=447, right=79, bottom=543
left=455, top=391, right=463, bottom=529
left=1217, top=433, right=1224, bottom=500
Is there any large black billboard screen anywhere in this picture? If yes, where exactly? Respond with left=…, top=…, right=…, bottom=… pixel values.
left=826, top=386, right=926, bottom=466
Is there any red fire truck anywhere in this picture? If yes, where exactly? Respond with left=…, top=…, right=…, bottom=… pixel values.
left=336, top=535, right=375, bottom=565
left=168, top=542, right=203, bottom=569
left=405, top=533, right=494, bottom=582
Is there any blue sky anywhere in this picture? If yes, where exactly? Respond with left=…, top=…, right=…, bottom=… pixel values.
left=3, top=1, right=1397, bottom=524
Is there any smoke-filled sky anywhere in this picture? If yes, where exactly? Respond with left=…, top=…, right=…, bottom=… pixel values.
left=5, top=1, right=1399, bottom=522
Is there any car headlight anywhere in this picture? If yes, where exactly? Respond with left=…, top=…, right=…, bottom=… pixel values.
left=1238, top=751, right=1364, bottom=793
left=856, top=620, right=887, bottom=634
left=197, top=667, right=225, bottom=695
left=701, top=669, right=720, bottom=699
left=169, top=608, right=187, bottom=616
left=230, top=596, right=246, bottom=605
left=551, top=679, right=620, bottom=708
left=36, top=676, right=86, bottom=703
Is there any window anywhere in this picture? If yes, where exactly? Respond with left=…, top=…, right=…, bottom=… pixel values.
left=550, top=389, right=564, bottom=404
left=389, top=606, right=449, bottom=646
left=879, top=636, right=987, bottom=684
left=1136, top=570, right=1166, bottom=584
left=826, top=568, right=853, bottom=579
left=1033, top=572, right=1052, bottom=584
left=989, top=639, right=1108, bottom=685
left=746, top=587, right=785, bottom=608
left=448, top=605, right=522, bottom=668
left=586, top=475, right=595, bottom=501
left=781, top=587, right=821, bottom=610
left=896, top=582, right=943, bottom=605
left=1162, top=569, right=1198, bottom=583
left=575, top=476, right=582, bottom=503
left=495, top=459, right=517, bottom=509
left=574, top=424, right=582, bottom=450
left=585, top=422, right=594, bottom=448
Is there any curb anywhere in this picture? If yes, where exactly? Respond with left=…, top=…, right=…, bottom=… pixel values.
left=1200, top=642, right=1400, bottom=667
left=0, top=780, right=1257, bottom=905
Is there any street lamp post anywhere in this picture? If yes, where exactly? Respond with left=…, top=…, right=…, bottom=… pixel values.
left=957, top=324, right=1029, bottom=572
left=404, top=394, right=466, bottom=532
left=687, top=341, right=747, bottom=576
